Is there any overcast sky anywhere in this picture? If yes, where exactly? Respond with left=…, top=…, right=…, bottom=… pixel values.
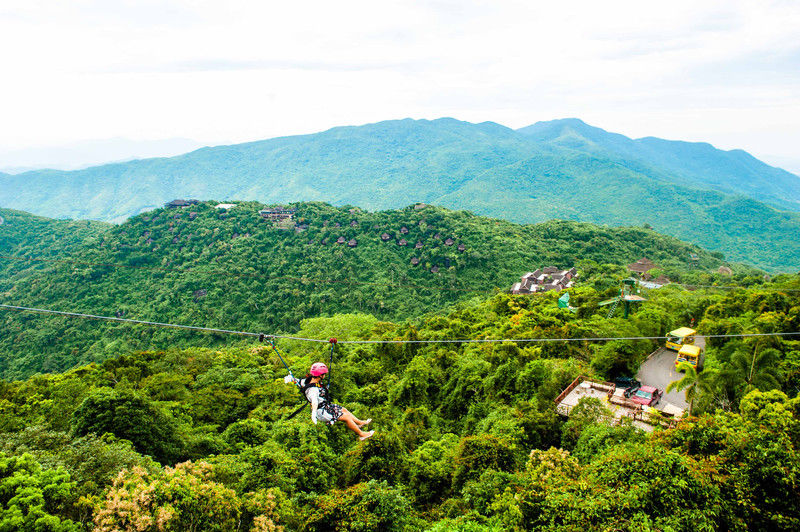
left=1, top=0, right=798, bottom=166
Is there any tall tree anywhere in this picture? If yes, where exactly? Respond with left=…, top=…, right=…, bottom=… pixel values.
left=714, top=342, right=782, bottom=404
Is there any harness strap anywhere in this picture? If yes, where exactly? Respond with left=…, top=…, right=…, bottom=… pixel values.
left=286, top=403, right=308, bottom=420
left=299, top=378, right=331, bottom=406
left=259, top=334, right=307, bottom=415
left=327, top=338, right=337, bottom=401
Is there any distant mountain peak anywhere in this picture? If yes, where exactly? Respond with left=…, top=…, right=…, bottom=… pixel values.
left=515, top=118, right=615, bottom=152
left=536, top=117, right=589, bottom=126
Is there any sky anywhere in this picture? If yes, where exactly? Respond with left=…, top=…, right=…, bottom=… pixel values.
left=1, top=0, right=798, bottom=169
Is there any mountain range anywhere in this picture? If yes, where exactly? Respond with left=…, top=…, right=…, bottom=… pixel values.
left=1, top=118, right=799, bottom=271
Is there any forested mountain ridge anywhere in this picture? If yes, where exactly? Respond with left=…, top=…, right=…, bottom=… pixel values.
left=0, top=202, right=740, bottom=379
left=2, top=118, right=800, bottom=271
left=517, top=118, right=800, bottom=212
left=0, top=208, right=108, bottom=254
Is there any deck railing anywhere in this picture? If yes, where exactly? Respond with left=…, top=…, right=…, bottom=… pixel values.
left=554, top=375, right=584, bottom=404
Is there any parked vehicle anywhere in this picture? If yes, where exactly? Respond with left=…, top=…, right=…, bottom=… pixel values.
left=614, top=376, right=641, bottom=390
left=675, top=344, right=704, bottom=371
left=623, top=383, right=641, bottom=398
left=665, top=327, right=696, bottom=351
left=629, top=385, right=663, bottom=406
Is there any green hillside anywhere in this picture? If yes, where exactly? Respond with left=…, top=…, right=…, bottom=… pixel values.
left=2, top=118, right=800, bottom=271
left=0, top=202, right=739, bottom=379
left=0, top=270, right=797, bottom=529
left=436, top=151, right=800, bottom=272
left=0, top=208, right=107, bottom=253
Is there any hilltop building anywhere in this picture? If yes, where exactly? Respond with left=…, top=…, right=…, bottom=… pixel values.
left=166, top=199, right=200, bottom=208
left=258, top=207, right=296, bottom=220
left=627, top=258, right=657, bottom=275
left=510, top=266, right=576, bottom=294
left=628, top=257, right=670, bottom=285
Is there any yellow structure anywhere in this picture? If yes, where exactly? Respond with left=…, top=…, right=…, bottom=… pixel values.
left=666, top=327, right=696, bottom=351
left=675, top=344, right=703, bottom=371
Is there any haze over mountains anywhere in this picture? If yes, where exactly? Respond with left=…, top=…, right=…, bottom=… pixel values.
left=0, top=137, right=203, bottom=174
left=1, top=118, right=799, bottom=271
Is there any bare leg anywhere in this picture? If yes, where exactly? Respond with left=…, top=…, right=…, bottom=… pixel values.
left=339, top=412, right=372, bottom=438
left=342, top=408, right=371, bottom=427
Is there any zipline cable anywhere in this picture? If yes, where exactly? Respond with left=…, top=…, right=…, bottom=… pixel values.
left=1, top=303, right=799, bottom=345
left=0, top=303, right=326, bottom=342
left=334, top=332, right=800, bottom=344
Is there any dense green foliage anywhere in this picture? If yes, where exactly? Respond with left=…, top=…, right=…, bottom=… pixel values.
left=0, top=453, right=81, bottom=531
left=0, top=202, right=741, bottom=379
left=3, top=118, right=800, bottom=270
left=0, top=270, right=797, bottom=530
left=0, top=209, right=108, bottom=276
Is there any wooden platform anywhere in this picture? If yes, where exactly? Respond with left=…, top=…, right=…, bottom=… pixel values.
left=554, top=376, right=684, bottom=432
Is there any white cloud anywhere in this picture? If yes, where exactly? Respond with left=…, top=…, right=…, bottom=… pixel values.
left=0, top=0, right=798, bottom=159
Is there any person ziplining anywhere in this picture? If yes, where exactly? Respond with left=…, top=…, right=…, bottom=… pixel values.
left=264, top=335, right=376, bottom=440
left=285, top=362, right=375, bottom=440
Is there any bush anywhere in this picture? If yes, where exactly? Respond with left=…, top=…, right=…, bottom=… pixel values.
left=93, top=461, right=251, bottom=532
left=303, top=480, right=416, bottom=532
left=405, top=434, right=459, bottom=505
left=71, top=388, right=184, bottom=464
left=0, top=453, right=81, bottom=531
left=342, top=431, right=406, bottom=485
left=452, top=435, right=517, bottom=492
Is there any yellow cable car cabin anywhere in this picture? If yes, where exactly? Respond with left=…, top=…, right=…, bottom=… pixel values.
left=665, top=327, right=696, bottom=351
left=675, top=344, right=703, bottom=371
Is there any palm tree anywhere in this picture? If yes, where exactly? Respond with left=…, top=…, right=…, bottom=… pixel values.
left=718, top=344, right=781, bottom=400
left=667, top=362, right=710, bottom=416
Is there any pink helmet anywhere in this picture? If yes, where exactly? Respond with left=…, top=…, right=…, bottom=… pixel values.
left=309, top=362, right=329, bottom=376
